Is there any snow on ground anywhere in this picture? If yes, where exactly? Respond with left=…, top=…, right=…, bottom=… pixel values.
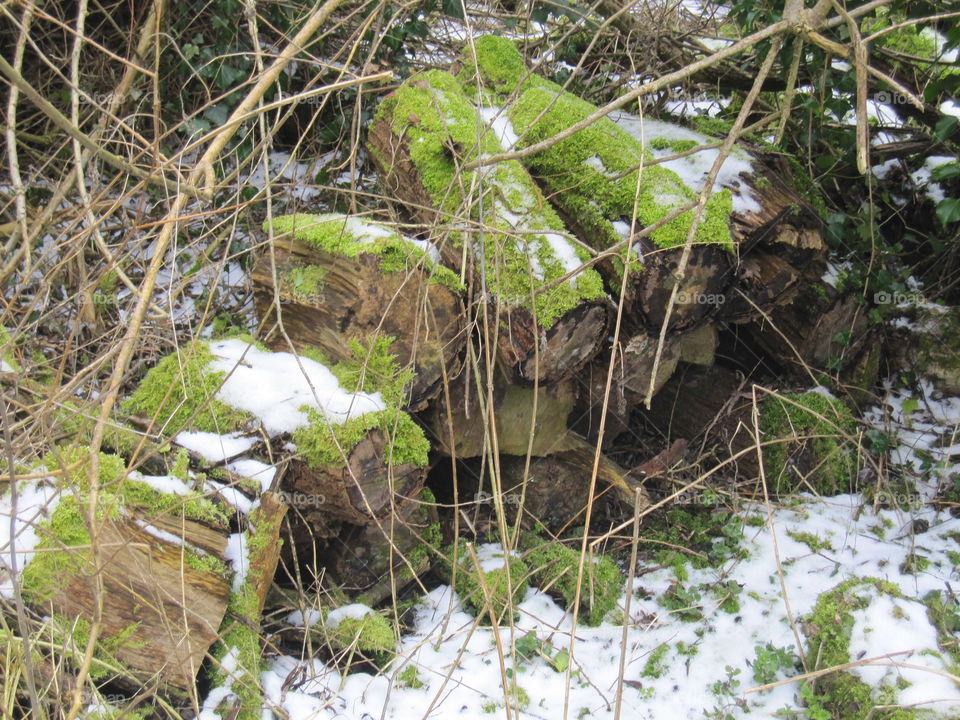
left=248, top=378, right=960, bottom=719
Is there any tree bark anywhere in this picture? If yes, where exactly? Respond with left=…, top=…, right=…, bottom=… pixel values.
left=251, top=232, right=466, bottom=410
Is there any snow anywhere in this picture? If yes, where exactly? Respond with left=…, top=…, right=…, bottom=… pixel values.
left=479, top=106, right=520, bottom=150
left=224, top=532, right=248, bottom=592
left=225, top=458, right=277, bottom=493
left=128, top=471, right=194, bottom=496
left=204, top=478, right=254, bottom=515
left=132, top=518, right=194, bottom=549
left=848, top=592, right=959, bottom=710
left=174, top=430, right=258, bottom=463
left=910, top=155, right=955, bottom=204
left=198, top=646, right=241, bottom=720
left=0, top=476, right=60, bottom=598
left=286, top=608, right=323, bottom=628
left=242, top=370, right=960, bottom=719
left=325, top=603, right=375, bottom=629
left=611, top=112, right=762, bottom=214
left=207, top=338, right=386, bottom=436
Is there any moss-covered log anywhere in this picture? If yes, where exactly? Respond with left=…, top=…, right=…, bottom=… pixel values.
left=253, top=213, right=467, bottom=410
left=16, top=449, right=234, bottom=693
left=125, top=337, right=430, bottom=531
left=460, top=35, right=825, bottom=329
left=367, top=70, right=610, bottom=384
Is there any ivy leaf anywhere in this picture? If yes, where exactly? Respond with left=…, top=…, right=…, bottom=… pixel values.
left=931, top=162, right=960, bottom=182
left=936, top=197, right=960, bottom=226
left=442, top=0, right=465, bottom=20
left=935, top=115, right=958, bottom=142
left=552, top=650, right=569, bottom=672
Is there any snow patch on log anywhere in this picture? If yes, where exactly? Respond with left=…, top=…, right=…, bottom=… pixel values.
left=611, top=113, right=761, bottom=215
left=207, top=338, right=386, bottom=435
left=0, top=475, right=60, bottom=597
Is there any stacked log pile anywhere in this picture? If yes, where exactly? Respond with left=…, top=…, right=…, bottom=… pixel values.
left=7, top=34, right=882, bottom=705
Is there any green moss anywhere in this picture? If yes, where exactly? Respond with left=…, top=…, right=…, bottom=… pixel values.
left=924, top=590, right=960, bottom=665
left=524, top=539, right=623, bottom=626
left=281, top=263, right=328, bottom=301
left=461, top=35, right=735, bottom=254
left=21, top=448, right=228, bottom=604
left=51, top=615, right=145, bottom=683
left=0, top=326, right=21, bottom=373
left=444, top=542, right=529, bottom=621
left=803, top=578, right=916, bottom=720
left=642, top=644, right=669, bottom=678
left=375, top=69, right=605, bottom=327
left=862, top=9, right=956, bottom=80
left=265, top=213, right=464, bottom=293
left=325, top=609, right=396, bottom=659
left=398, top=664, right=425, bottom=688
left=291, top=337, right=429, bottom=471
left=786, top=530, right=833, bottom=553
left=759, top=391, right=859, bottom=496
left=122, top=340, right=253, bottom=435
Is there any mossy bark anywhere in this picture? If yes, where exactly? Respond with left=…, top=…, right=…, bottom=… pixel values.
left=22, top=501, right=232, bottom=693
left=367, top=70, right=610, bottom=385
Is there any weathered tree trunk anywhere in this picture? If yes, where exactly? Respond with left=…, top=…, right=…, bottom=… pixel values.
left=367, top=70, right=610, bottom=385
left=253, top=214, right=467, bottom=410
left=421, top=366, right=579, bottom=459
left=458, top=435, right=649, bottom=534
left=323, top=487, right=439, bottom=605
left=571, top=324, right=717, bottom=447
left=22, top=502, right=231, bottom=693
left=282, top=429, right=427, bottom=533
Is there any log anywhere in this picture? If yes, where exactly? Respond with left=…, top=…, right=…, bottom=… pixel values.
left=253, top=213, right=467, bottom=410
left=421, top=365, right=580, bottom=459
left=460, top=36, right=825, bottom=330
left=323, top=487, right=439, bottom=605
left=15, top=450, right=234, bottom=693
left=571, top=324, right=717, bottom=447
left=126, top=337, right=431, bottom=537
left=367, top=69, right=610, bottom=385
left=459, top=435, right=649, bottom=534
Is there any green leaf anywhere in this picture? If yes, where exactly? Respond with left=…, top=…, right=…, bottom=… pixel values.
left=931, top=162, right=960, bottom=182
left=936, top=197, right=960, bottom=226
left=902, top=397, right=919, bottom=415
left=442, top=0, right=465, bottom=20
left=935, top=115, right=958, bottom=142
left=552, top=650, right=569, bottom=672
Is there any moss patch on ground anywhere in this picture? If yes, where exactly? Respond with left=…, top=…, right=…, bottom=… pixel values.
left=759, top=390, right=859, bottom=496
left=122, top=340, right=253, bottom=435
left=265, top=213, right=463, bottom=293
left=374, top=69, right=605, bottom=327
left=443, top=541, right=530, bottom=622
left=324, top=609, right=396, bottom=661
left=802, top=578, right=918, bottom=720
left=523, top=538, right=623, bottom=626
left=460, top=35, right=735, bottom=254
